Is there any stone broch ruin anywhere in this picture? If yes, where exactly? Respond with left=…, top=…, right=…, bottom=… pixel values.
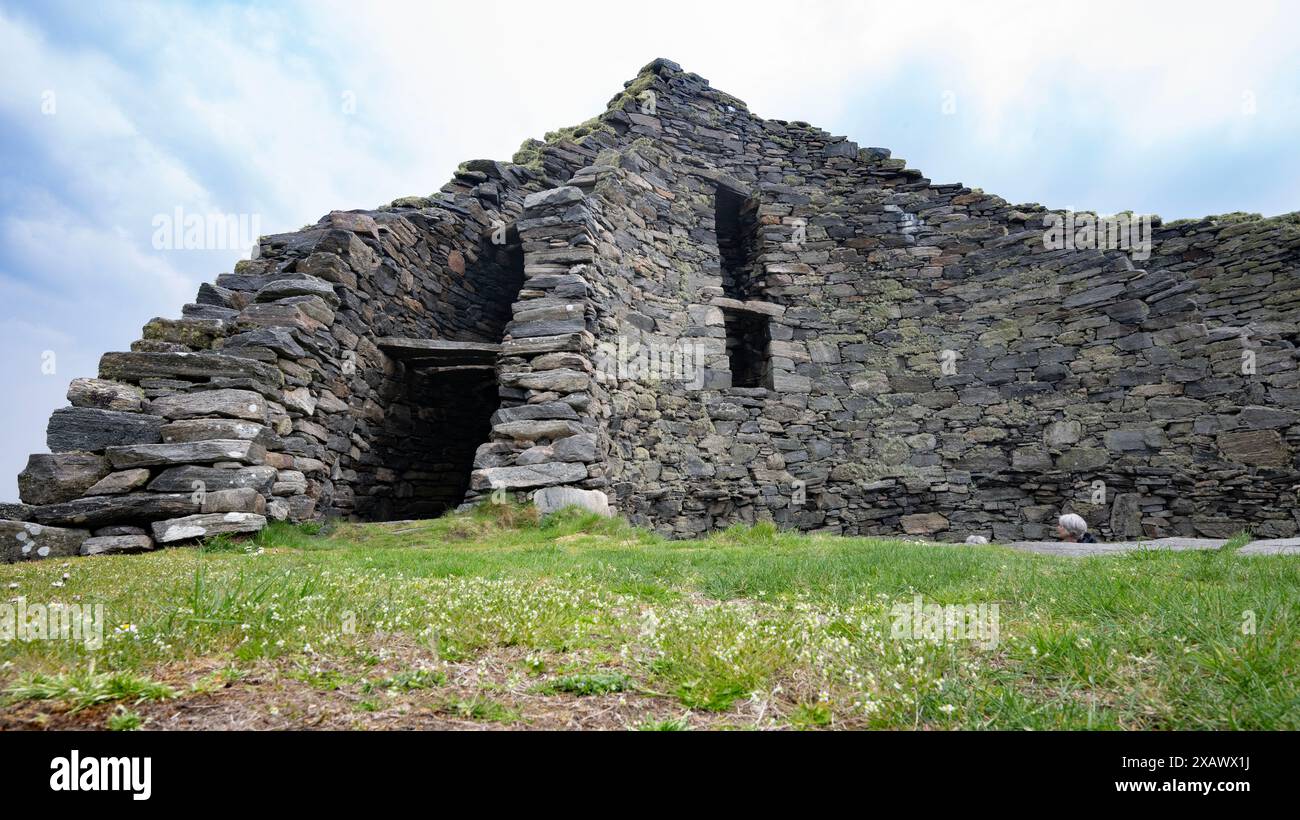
left=4, top=58, right=1298, bottom=561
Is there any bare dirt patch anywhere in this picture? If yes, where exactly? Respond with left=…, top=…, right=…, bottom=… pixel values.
left=0, top=638, right=745, bottom=731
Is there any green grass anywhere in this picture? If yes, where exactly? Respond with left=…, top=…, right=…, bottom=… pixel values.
left=362, top=668, right=446, bottom=693
left=538, top=670, right=631, bottom=696
left=106, top=706, right=144, bottom=731
left=5, top=668, right=175, bottom=713
left=1222, top=530, right=1254, bottom=552
left=790, top=702, right=834, bottom=729
left=440, top=695, right=520, bottom=724
left=638, top=715, right=691, bottom=731
left=1, top=504, right=1296, bottom=729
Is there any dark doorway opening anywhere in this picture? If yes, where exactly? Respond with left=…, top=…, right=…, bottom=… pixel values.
left=363, top=228, right=525, bottom=522
left=715, top=185, right=761, bottom=300
left=723, top=308, right=771, bottom=388
left=393, top=367, right=500, bottom=519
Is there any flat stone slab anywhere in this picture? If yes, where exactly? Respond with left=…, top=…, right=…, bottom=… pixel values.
left=1000, top=536, right=1300, bottom=557
left=533, top=487, right=611, bottom=517
left=1237, top=538, right=1300, bottom=556
left=470, top=462, right=587, bottom=491
left=81, top=534, right=157, bottom=556
left=377, top=338, right=500, bottom=368
left=100, top=351, right=284, bottom=387
left=18, top=453, right=111, bottom=506
left=46, top=407, right=164, bottom=453
left=160, top=418, right=273, bottom=445
left=106, top=439, right=266, bottom=469
left=147, top=465, right=277, bottom=494
left=1006, top=537, right=1227, bottom=556
left=149, top=389, right=268, bottom=422
left=32, top=493, right=201, bottom=528
left=1, top=520, right=89, bottom=563
left=152, top=512, right=267, bottom=544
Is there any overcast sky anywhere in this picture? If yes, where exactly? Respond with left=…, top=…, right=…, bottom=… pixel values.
left=1, top=0, right=1298, bottom=499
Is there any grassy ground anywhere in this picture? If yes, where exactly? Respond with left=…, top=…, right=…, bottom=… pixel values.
left=1, top=505, right=1295, bottom=730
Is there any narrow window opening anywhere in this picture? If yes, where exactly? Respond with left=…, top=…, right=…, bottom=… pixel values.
left=723, top=308, right=770, bottom=388
left=715, top=185, right=760, bottom=300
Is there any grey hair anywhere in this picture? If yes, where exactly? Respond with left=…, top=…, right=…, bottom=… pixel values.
left=1058, top=513, right=1088, bottom=537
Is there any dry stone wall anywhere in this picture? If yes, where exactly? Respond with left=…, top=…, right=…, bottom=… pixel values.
left=576, top=59, right=1300, bottom=541
left=4, top=57, right=1297, bottom=560
left=4, top=162, right=555, bottom=558
left=465, top=185, right=616, bottom=507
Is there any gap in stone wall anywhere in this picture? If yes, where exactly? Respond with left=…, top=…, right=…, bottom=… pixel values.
left=722, top=308, right=771, bottom=388
left=357, top=233, right=525, bottom=522
left=457, top=232, right=526, bottom=343
left=715, top=185, right=761, bottom=300
left=367, top=368, right=501, bottom=521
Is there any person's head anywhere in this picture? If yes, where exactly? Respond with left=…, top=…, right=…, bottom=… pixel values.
left=1057, top=513, right=1088, bottom=542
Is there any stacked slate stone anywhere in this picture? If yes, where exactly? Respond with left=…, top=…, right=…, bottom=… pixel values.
left=578, top=59, right=1299, bottom=540
left=7, top=353, right=282, bottom=560
left=2, top=159, right=557, bottom=561
left=464, top=185, right=613, bottom=515
left=5, top=56, right=1299, bottom=559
